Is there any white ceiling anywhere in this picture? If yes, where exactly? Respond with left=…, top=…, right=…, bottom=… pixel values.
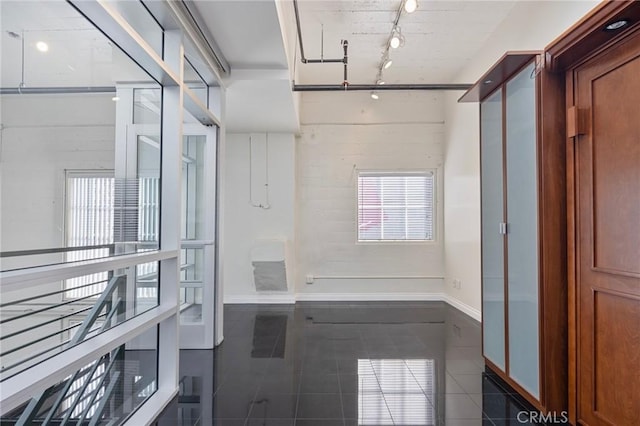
left=190, top=0, right=300, bottom=132
left=0, top=1, right=154, bottom=88
left=190, top=0, right=519, bottom=131
left=1, top=0, right=520, bottom=132
left=192, top=0, right=518, bottom=85
left=293, top=0, right=518, bottom=84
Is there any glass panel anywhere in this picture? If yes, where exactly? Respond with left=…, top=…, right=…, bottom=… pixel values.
left=480, top=88, right=505, bottom=370
left=184, top=58, right=208, bottom=107
left=0, top=261, right=159, bottom=380
left=3, top=326, right=158, bottom=424
left=103, top=0, right=164, bottom=58
left=0, top=0, right=161, bottom=270
left=137, top=136, right=161, bottom=249
left=506, top=62, right=539, bottom=397
left=182, top=136, right=207, bottom=241
left=133, top=88, right=162, bottom=125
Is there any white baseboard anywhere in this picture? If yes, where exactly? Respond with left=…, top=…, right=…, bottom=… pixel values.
left=443, top=294, right=482, bottom=322
left=224, top=293, right=296, bottom=304
left=295, top=292, right=445, bottom=302
left=223, top=292, right=482, bottom=322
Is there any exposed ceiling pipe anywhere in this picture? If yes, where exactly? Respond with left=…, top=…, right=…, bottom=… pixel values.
left=292, top=0, right=472, bottom=92
left=293, top=83, right=471, bottom=92
left=0, top=87, right=116, bottom=95
left=293, top=0, right=348, bottom=66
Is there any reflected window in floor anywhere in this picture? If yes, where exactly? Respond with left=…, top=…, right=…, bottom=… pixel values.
left=358, top=359, right=435, bottom=425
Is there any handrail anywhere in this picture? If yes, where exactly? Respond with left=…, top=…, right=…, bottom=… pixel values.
left=1, top=305, right=174, bottom=415
left=0, top=240, right=212, bottom=258
left=0, top=292, right=103, bottom=324
left=0, top=249, right=178, bottom=292
left=15, top=276, right=125, bottom=424
left=0, top=244, right=115, bottom=258
left=0, top=306, right=94, bottom=341
left=0, top=278, right=107, bottom=307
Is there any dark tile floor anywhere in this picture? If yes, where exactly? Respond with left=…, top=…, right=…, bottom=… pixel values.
left=154, top=302, right=546, bottom=426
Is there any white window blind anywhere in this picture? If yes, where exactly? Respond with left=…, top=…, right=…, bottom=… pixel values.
left=65, top=172, right=159, bottom=299
left=65, top=172, right=114, bottom=298
left=357, top=172, right=435, bottom=242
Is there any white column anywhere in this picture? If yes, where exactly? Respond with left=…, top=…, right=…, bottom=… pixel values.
left=211, top=87, right=226, bottom=346
left=157, top=29, right=184, bottom=397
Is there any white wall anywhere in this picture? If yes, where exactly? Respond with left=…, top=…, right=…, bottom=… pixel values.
left=222, top=132, right=296, bottom=303
left=296, top=91, right=446, bottom=299
left=0, top=93, right=115, bottom=257
left=443, top=1, right=601, bottom=316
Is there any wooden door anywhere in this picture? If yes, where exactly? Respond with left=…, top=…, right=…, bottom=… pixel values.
left=574, top=29, right=640, bottom=426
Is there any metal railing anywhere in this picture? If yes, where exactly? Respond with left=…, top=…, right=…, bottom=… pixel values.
left=0, top=275, right=127, bottom=380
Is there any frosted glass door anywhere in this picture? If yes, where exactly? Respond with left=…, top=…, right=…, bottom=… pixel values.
left=505, top=63, right=539, bottom=397
left=481, top=89, right=506, bottom=370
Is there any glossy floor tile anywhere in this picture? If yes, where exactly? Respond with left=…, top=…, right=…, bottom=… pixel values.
left=154, top=302, right=548, bottom=426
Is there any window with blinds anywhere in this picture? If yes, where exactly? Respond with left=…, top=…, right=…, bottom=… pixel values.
left=65, top=171, right=114, bottom=299
left=357, top=172, right=435, bottom=242
left=64, top=171, right=160, bottom=299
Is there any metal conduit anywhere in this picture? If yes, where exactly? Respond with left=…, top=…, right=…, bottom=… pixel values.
left=0, top=87, right=116, bottom=95
left=293, top=83, right=472, bottom=92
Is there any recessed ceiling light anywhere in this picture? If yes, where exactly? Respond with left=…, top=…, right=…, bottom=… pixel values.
left=371, top=92, right=379, bottom=100
left=383, top=59, right=393, bottom=69
left=604, top=19, right=629, bottom=31
left=404, top=0, right=418, bottom=14
left=112, top=96, right=120, bottom=101
left=36, top=41, right=49, bottom=52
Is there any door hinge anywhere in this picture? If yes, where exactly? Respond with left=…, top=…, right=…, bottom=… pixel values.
left=499, top=222, right=508, bottom=235
left=567, top=106, right=586, bottom=138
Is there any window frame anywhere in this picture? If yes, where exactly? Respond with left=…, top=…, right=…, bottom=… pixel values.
left=355, top=169, right=437, bottom=244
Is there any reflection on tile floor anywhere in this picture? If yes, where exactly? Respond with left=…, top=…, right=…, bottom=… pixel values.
left=154, top=302, right=546, bottom=426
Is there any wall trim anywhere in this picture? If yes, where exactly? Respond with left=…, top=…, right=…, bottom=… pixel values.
left=295, top=292, right=444, bottom=302
left=224, top=293, right=296, bottom=304
left=443, top=294, right=482, bottom=322
left=224, top=292, right=482, bottom=323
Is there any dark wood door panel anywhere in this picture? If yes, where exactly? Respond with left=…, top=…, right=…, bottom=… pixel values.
left=591, top=290, right=640, bottom=426
left=590, top=57, right=640, bottom=277
left=575, top=28, right=640, bottom=426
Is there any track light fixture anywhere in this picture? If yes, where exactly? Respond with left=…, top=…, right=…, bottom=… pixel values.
left=372, top=0, right=412, bottom=87
left=404, top=0, right=418, bottom=13
left=390, top=26, right=405, bottom=49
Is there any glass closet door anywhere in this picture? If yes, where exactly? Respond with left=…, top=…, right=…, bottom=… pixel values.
left=481, top=89, right=506, bottom=370
left=505, top=62, right=539, bottom=397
